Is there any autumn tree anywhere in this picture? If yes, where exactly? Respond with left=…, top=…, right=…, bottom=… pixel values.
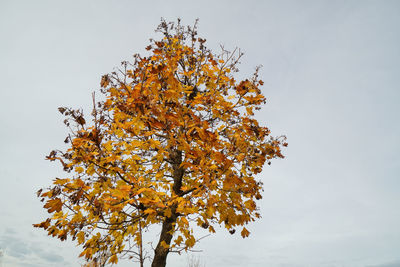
left=34, top=19, right=286, bottom=267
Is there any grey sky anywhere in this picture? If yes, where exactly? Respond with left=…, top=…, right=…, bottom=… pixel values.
left=0, top=0, right=399, bottom=266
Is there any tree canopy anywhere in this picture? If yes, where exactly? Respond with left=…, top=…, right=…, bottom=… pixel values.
left=34, top=19, right=286, bottom=267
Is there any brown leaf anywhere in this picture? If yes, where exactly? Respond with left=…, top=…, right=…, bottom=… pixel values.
left=76, top=116, right=86, bottom=125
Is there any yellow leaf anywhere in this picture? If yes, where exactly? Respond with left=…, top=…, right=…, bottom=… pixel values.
left=244, top=199, right=256, bottom=210
left=54, top=178, right=70, bottom=185
left=77, top=231, right=85, bottom=244
left=164, top=208, right=172, bottom=218
left=103, top=141, right=113, bottom=151
left=185, top=235, right=196, bottom=247
left=180, top=216, right=189, bottom=226
left=237, top=153, right=245, bottom=162
left=246, top=106, right=254, bottom=115
left=43, top=198, right=63, bottom=213
left=79, top=248, right=92, bottom=259
left=130, top=140, right=141, bottom=147
left=144, top=208, right=156, bottom=215
left=160, top=240, right=170, bottom=249
left=86, top=165, right=95, bottom=175
left=174, top=235, right=183, bottom=246
left=108, top=255, right=118, bottom=264
left=241, top=227, right=250, bottom=238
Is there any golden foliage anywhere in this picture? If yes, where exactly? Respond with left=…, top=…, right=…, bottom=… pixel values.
left=34, top=19, right=286, bottom=265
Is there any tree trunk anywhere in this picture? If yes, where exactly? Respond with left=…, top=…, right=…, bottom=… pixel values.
left=151, top=149, right=183, bottom=267
left=151, top=211, right=177, bottom=267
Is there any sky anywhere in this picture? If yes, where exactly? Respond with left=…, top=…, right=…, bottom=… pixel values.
left=0, top=0, right=399, bottom=266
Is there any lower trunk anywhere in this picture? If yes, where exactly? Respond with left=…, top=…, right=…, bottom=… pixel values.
left=151, top=149, right=182, bottom=267
left=151, top=214, right=177, bottom=267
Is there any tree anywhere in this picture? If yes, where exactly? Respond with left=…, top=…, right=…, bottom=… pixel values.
left=187, top=255, right=205, bottom=267
left=0, top=249, right=3, bottom=267
left=34, top=19, right=286, bottom=267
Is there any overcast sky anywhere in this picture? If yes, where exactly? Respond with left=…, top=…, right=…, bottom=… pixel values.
left=0, top=1, right=399, bottom=267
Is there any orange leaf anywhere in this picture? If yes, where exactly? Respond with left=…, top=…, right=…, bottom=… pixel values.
left=108, top=255, right=118, bottom=264
left=241, top=227, right=250, bottom=238
left=43, top=198, right=63, bottom=213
